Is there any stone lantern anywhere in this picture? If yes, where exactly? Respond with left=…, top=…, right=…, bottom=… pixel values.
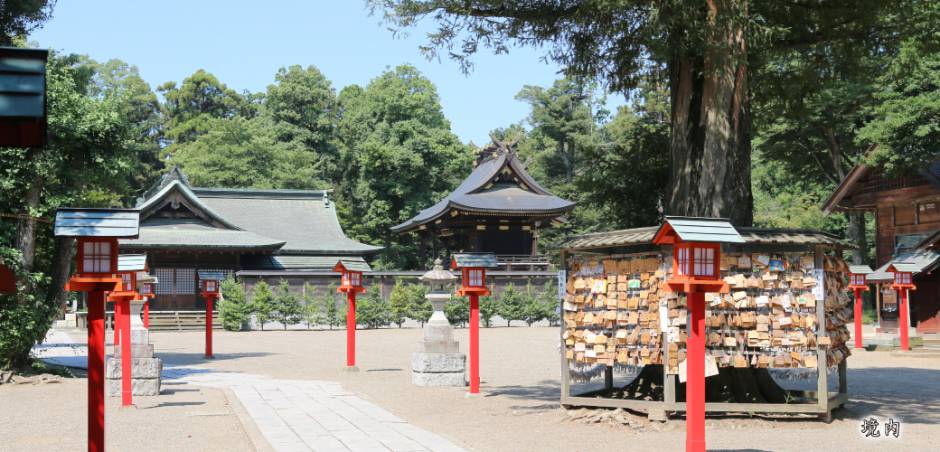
left=412, top=258, right=466, bottom=387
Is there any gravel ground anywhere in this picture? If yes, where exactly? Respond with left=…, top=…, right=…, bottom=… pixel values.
left=3, top=326, right=939, bottom=451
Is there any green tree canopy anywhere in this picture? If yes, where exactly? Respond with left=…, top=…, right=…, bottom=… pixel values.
left=335, top=64, right=472, bottom=268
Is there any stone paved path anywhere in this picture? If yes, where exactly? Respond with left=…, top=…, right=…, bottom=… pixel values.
left=34, top=329, right=464, bottom=452
left=163, top=367, right=464, bottom=452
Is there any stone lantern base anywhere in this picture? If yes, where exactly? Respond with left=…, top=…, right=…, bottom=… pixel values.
left=107, top=299, right=162, bottom=396
left=412, top=352, right=466, bottom=386
left=412, top=292, right=466, bottom=387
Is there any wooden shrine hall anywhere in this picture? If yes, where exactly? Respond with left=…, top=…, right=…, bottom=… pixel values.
left=119, top=167, right=381, bottom=310
left=824, top=159, right=940, bottom=334
left=391, top=142, right=575, bottom=265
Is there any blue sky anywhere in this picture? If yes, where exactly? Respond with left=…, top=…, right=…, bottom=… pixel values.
left=28, top=1, right=622, bottom=144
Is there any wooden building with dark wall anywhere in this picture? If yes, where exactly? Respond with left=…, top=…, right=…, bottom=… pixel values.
left=391, top=143, right=575, bottom=267
left=824, top=161, right=940, bottom=333
left=120, top=168, right=381, bottom=310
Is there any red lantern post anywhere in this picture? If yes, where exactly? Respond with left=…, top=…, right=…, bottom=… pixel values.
left=886, top=263, right=917, bottom=352
left=451, top=253, right=498, bottom=395
left=847, top=265, right=872, bottom=349
left=653, top=217, right=744, bottom=452
left=334, top=260, right=367, bottom=370
left=108, top=255, right=146, bottom=407
left=56, top=208, right=139, bottom=452
left=138, top=274, right=157, bottom=329
left=199, top=271, right=223, bottom=359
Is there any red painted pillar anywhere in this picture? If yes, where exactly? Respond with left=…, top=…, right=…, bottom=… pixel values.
left=899, top=289, right=909, bottom=352
left=469, top=294, right=480, bottom=394
left=119, top=299, right=132, bottom=407
left=143, top=300, right=150, bottom=329
left=205, top=296, right=214, bottom=359
left=113, top=300, right=120, bottom=349
left=686, top=291, right=706, bottom=452
left=88, top=291, right=106, bottom=452
left=346, top=291, right=356, bottom=368
left=854, top=288, right=864, bottom=349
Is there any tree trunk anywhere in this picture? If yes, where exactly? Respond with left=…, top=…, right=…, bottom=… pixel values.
left=14, top=175, right=43, bottom=272
left=847, top=212, right=867, bottom=264
left=666, top=0, right=753, bottom=226
left=45, top=236, right=74, bottom=309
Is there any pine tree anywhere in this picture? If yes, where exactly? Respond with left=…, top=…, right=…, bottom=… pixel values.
left=321, top=284, right=342, bottom=329
left=445, top=296, right=469, bottom=328
left=273, top=279, right=303, bottom=330
left=250, top=280, right=275, bottom=331
left=219, top=277, right=249, bottom=331
left=408, top=284, right=432, bottom=326
left=302, top=283, right=325, bottom=329
left=497, top=284, right=527, bottom=327
left=479, top=294, right=498, bottom=328
left=388, top=280, right=411, bottom=327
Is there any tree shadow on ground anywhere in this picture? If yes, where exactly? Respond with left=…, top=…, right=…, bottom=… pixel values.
left=486, top=379, right=560, bottom=402
left=157, top=351, right=271, bottom=367
left=838, top=366, right=940, bottom=425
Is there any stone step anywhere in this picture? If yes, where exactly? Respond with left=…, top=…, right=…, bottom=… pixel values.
left=106, top=357, right=163, bottom=379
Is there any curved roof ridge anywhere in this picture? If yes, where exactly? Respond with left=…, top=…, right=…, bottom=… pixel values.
left=136, top=180, right=242, bottom=230
left=391, top=150, right=574, bottom=232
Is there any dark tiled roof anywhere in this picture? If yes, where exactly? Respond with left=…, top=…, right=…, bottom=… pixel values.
left=245, top=255, right=370, bottom=271
left=121, top=219, right=286, bottom=250
left=875, top=250, right=940, bottom=276
left=391, top=151, right=574, bottom=232
left=54, top=208, right=139, bottom=238
left=194, top=188, right=381, bottom=255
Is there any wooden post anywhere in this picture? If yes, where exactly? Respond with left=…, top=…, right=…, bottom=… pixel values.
left=119, top=298, right=132, bottom=407
left=113, top=300, right=120, bottom=349
left=559, top=250, right=570, bottom=402
left=143, top=299, right=150, bottom=329
left=686, top=291, right=706, bottom=452
left=898, top=288, right=909, bottom=351
left=469, top=293, right=480, bottom=394
left=88, top=291, right=106, bottom=452
left=346, top=291, right=356, bottom=368
left=604, top=366, right=613, bottom=391
left=853, top=288, right=864, bottom=349
left=815, top=247, right=828, bottom=417
left=205, top=295, right=214, bottom=359
left=875, top=284, right=882, bottom=329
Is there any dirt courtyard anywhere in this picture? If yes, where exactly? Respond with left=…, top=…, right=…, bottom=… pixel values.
left=3, top=326, right=939, bottom=451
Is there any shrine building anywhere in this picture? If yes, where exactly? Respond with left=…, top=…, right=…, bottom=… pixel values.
left=391, top=142, right=575, bottom=268
left=823, top=159, right=940, bottom=334
left=120, top=168, right=381, bottom=310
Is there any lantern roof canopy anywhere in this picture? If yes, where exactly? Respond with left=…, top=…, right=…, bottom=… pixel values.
left=848, top=265, right=873, bottom=275
left=197, top=270, right=225, bottom=281
left=137, top=273, right=158, bottom=284
left=54, top=208, right=140, bottom=238
left=420, top=258, right=457, bottom=283
left=653, top=216, right=745, bottom=245
left=886, top=262, right=920, bottom=273
left=117, top=254, right=147, bottom=272
left=451, top=252, right=498, bottom=269
left=333, top=259, right=371, bottom=273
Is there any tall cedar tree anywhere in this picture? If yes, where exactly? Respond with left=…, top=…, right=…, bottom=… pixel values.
left=373, top=0, right=917, bottom=226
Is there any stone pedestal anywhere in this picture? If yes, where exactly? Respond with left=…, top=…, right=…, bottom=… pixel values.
left=412, top=292, right=466, bottom=387
left=107, top=299, right=162, bottom=396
